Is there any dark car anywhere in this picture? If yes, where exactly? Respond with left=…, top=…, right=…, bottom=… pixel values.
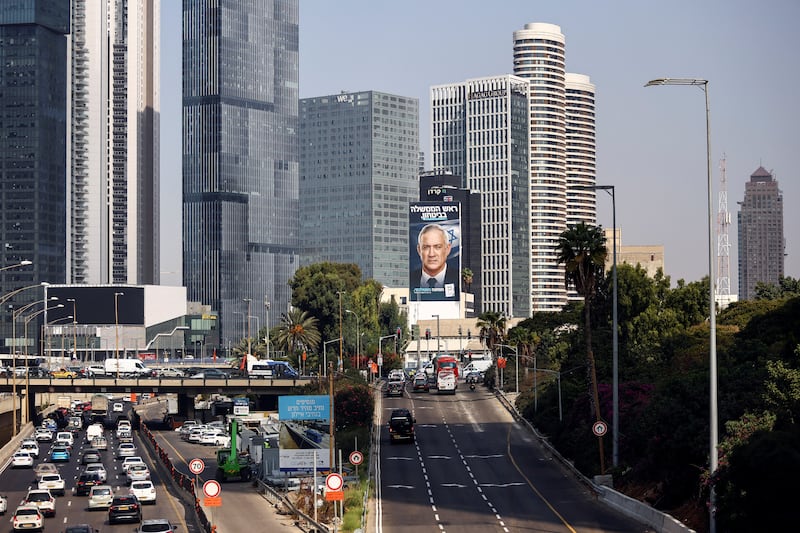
left=80, top=448, right=101, bottom=465
left=385, top=379, right=404, bottom=397
left=388, top=408, right=415, bottom=444
left=464, top=371, right=482, bottom=384
left=412, top=373, right=429, bottom=392
left=75, top=472, right=103, bottom=496
left=189, top=368, right=229, bottom=379
left=108, top=495, right=142, bottom=524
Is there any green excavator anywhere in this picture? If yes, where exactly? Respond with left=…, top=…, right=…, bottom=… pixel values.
left=215, top=418, right=253, bottom=482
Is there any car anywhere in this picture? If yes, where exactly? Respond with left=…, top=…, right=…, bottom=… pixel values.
left=0, top=493, right=7, bottom=515
left=388, top=369, right=406, bottom=382
left=189, top=368, right=229, bottom=379
left=385, top=379, right=404, bottom=397
left=33, top=463, right=58, bottom=482
left=34, top=428, right=53, bottom=442
left=50, top=446, right=71, bottom=462
left=91, top=436, right=108, bottom=451
left=20, top=439, right=40, bottom=458
left=182, top=424, right=207, bottom=441
left=87, top=484, right=114, bottom=510
left=175, top=419, right=200, bottom=433
left=412, top=373, right=430, bottom=392
left=51, top=368, right=78, bottom=379
left=116, top=442, right=137, bottom=459
left=157, top=367, right=185, bottom=378
left=83, top=463, right=108, bottom=483
left=12, top=451, right=34, bottom=468
left=85, top=364, right=107, bottom=377
left=128, top=481, right=157, bottom=504
left=200, top=430, right=230, bottom=447
left=126, top=464, right=151, bottom=484
left=121, top=456, right=145, bottom=473
left=55, top=431, right=74, bottom=447
left=112, top=402, right=124, bottom=412
left=388, top=408, right=416, bottom=444
left=37, top=474, right=66, bottom=496
left=135, top=518, right=177, bottom=533
left=23, top=489, right=56, bottom=518
left=64, top=524, right=100, bottom=533
left=75, top=472, right=104, bottom=496
left=81, top=448, right=102, bottom=465
left=11, top=505, right=43, bottom=531
left=187, top=426, right=209, bottom=443
left=108, top=495, right=142, bottom=524
left=464, top=370, right=483, bottom=384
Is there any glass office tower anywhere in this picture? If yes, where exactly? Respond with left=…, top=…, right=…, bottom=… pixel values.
left=0, top=1, right=69, bottom=353
left=182, top=0, right=299, bottom=350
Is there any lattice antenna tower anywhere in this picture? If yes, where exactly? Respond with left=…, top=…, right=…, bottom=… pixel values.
left=716, top=155, right=731, bottom=298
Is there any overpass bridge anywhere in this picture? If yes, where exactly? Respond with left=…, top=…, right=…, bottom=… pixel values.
left=0, top=375, right=313, bottom=435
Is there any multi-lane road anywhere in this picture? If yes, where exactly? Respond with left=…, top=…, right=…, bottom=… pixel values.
left=374, top=381, right=653, bottom=533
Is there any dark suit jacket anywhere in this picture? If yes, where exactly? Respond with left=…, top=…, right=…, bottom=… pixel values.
left=411, top=263, right=459, bottom=289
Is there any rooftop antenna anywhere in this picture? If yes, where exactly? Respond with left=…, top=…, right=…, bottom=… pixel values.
left=716, top=155, right=731, bottom=303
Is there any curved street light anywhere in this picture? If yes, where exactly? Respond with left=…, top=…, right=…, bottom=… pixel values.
left=645, top=77, right=717, bottom=533
left=0, top=260, right=32, bottom=272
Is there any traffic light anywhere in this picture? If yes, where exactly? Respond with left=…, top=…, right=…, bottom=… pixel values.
left=425, top=328, right=431, bottom=340
left=467, top=329, right=471, bottom=340
left=396, top=327, right=401, bottom=338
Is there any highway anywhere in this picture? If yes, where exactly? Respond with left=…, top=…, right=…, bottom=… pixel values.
left=0, top=403, right=194, bottom=533
left=374, top=381, right=654, bottom=533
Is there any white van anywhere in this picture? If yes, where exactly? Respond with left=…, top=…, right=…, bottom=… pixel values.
left=462, top=359, right=493, bottom=374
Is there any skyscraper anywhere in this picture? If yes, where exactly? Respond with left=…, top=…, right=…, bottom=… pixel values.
left=513, top=23, right=597, bottom=312
left=299, top=91, right=419, bottom=287
left=182, top=0, right=300, bottom=349
left=0, top=1, right=69, bottom=353
left=69, top=0, right=160, bottom=285
left=431, top=75, right=531, bottom=317
left=737, top=166, right=784, bottom=300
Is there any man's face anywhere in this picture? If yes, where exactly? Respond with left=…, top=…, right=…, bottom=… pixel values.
left=418, top=229, right=451, bottom=277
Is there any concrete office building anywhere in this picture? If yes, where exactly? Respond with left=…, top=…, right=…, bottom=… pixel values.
left=431, top=75, right=531, bottom=317
left=299, top=91, right=419, bottom=288
left=0, top=2, right=70, bottom=354
left=68, top=0, right=160, bottom=285
left=738, top=166, right=784, bottom=300
left=513, top=22, right=597, bottom=312
left=182, top=0, right=299, bottom=350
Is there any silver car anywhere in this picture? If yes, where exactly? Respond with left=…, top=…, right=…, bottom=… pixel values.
left=116, top=442, right=137, bottom=459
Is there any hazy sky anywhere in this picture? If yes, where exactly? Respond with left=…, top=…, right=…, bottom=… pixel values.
left=159, top=0, right=799, bottom=294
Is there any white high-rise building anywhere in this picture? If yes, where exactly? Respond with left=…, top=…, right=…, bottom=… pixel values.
left=513, top=23, right=596, bottom=311
left=68, top=0, right=160, bottom=285
left=431, top=75, right=531, bottom=317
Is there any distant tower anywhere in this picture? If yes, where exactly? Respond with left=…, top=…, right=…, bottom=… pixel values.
left=737, top=166, right=785, bottom=300
left=716, top=156, right=733, bottom=307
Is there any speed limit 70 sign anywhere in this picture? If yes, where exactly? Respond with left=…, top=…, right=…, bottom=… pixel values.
left=189, top=458, right=205, bottom=475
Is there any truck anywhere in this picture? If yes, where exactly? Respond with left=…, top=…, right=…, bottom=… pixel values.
left=215, top=418, right=252, bottom=482
left=103, top=358, right=153, bottom=377
left=90, top=394, right=109, bottom=422
left=436, top=370, right=457, bottom=394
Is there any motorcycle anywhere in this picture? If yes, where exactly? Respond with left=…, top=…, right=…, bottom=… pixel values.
left=469, top=382, right=476, bottom=391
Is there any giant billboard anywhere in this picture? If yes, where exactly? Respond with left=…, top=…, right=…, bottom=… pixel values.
left=409, top=202, right=461, bottom=302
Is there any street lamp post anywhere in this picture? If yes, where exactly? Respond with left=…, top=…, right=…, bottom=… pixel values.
left=646, top=77, right=717, bottom=533
left=585, top=183, right=618, bottom=468
left=114, top=292, right=124, bottom=379
left=323, top=338, right=342, bottom=376
left=496, top=344, right=519, bottom=395
left=0, top=260, right=32, bottom=272
left=243, top=298, right=252, bottom=358
left=67, top=298, right=78, bottom=362
left=345, top=310, right=360, bottom=369
left=431, top=315, right=441, bottom=353
left=22, top=304, right=63, bottom=430
left=264, top=299, right=271, bottom=361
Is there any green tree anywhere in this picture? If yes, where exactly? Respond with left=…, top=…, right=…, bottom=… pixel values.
left=461, top=267, right=474, bottom=291
left=555, top=221, right=608, bottom=473
left=755, top=275, right=800, bottom=300
left=476, top=311, right=506, bottom=353
left=289, top=262, right=363, bottom=340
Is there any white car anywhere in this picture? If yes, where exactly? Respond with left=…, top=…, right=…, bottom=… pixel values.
left=55, top=431, right=74, bottom=447
left=11, top=451, right=34, bottom=468
left=11, top=506, right=43, bottom=531
left=116, top=443, right=137, bottom=459
left=200, top=430, right=230, bottom=447
left=187, top=426, right=208, bottom=443
left=158, top=367, right=185, bottom=378
left=20, top=440, right=40, bottom=459
left=34, top=428, right=53, bottom=442
left=83, top=463, right=108, bottom=483
left=112, top=402, right=124, bottom=412
left=37, top=474, right=66, bottom=496
left=128, top=481, right=157, bottom=504
left=121, top=456, right=145, bottom=473
left=87, top=484, right=114, bottom=510
left=0, top=493, right=7, bottom=515
left=23, top=489, right=56, bottom=518
left=126, top=464, right=151, bottom=484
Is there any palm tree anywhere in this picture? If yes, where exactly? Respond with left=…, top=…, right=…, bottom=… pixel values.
left=476, top=310, right=506, bottom=354
left=555, top=221, right=608, bottom=473
left=274, top=309, right=321, bottom=369
left=461, top=267, right=474, bottom=291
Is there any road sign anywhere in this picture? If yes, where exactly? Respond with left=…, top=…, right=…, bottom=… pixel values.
left=189, top=458, right=205, bottom=475
left=203, top=480, right=221, bottom=498
left=497, top=357, right=507, bottom=369
left=592, top=421, right=608, bottom=437
left=325, top=473, right=344, bottom=492
left=204, top=496, right=222, bottom=507
left=325, top=489, right=344, bottom=501
left=349, top=451, right=363, bottom=466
